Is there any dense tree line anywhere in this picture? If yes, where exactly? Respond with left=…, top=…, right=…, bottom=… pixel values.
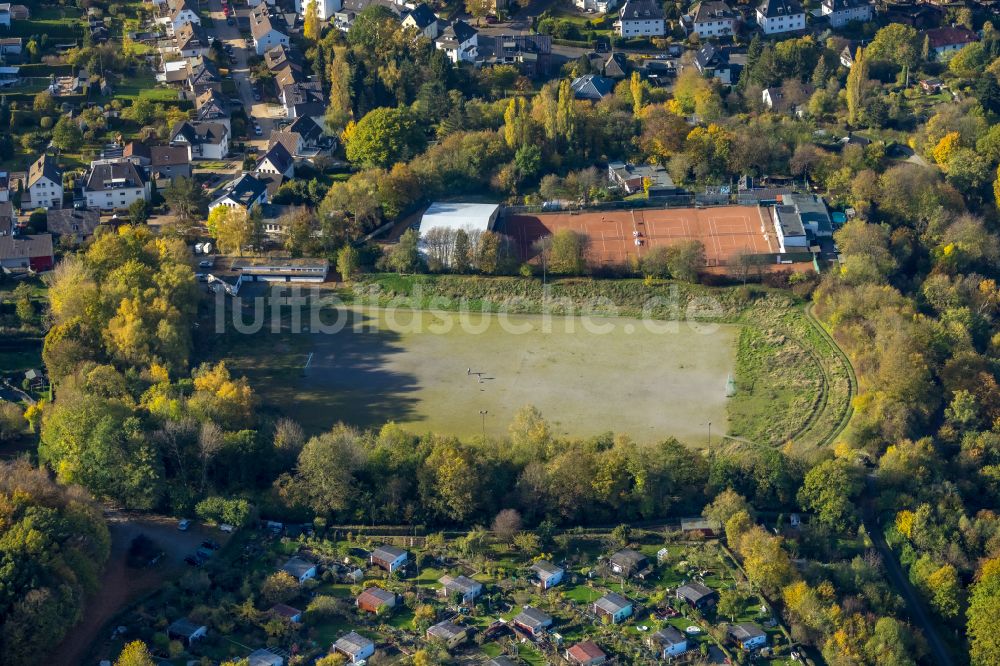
left=0, top=460, right=110, bottom=666
left=273, top=407, right=804, bottom=526
left=810, top=99, right=1000, bottom=662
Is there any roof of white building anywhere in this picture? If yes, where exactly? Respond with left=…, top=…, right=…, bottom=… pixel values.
left=419, top=202, right=499, bottom=234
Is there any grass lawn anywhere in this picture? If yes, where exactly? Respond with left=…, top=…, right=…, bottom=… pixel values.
left=5, top=80, right=51, bottom=95
left=313, top=616, right=354, bottom=647
left=563, top=584, right=602, bottom=605
left=727, top=324, right=822, bottom=446
left=517, top=643, right=547, bottom=666
left=32, top=6, right=83, bottom=20
left=481, top=642, right=502, bottom=658
left=412, top=566, right=445, bottom=588
left=387, top=607, right=415, bottom=629
left=196, top=160, right=237, bottom=170
left=115, top=73, right=181, bottom=102
left=0, top=349, right=42, bottom=373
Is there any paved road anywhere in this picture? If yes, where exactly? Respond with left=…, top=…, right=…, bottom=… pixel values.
left=205, top=0, right=280, bottom=150
left=861, top=476, right=955, bottom=666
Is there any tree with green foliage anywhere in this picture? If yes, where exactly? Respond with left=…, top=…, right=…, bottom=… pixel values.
left=261, top=571, right=300, bottom=605
left=846, top=47, right=868, bottom=126
left=453, top=229, right=470, bottom=273
left=718, top=587, right=750, bottom=622
left=543, top=229, right=588, bottom=275
left=0, top=460, right=110, bottom=666
left=867, top=24, right=919, bottom=69
left=126, top=97, right=155, bottom=125
left=277, top=425, right=364, bottom=515
left=51, top=116, right=83, bottom=152
left=128, top=199, right=149, bottom=226
left=386, top=228, right=420, bottom=274
left=12, top=282, right=33, bottom=324
left=639, top=246, right=670, bottom=278
left=797, top=459, right=862, bottom=529
left=162, top=177, right=208, bottom=232
left=969, top=556, right=1000, bottom=665
left=337, top=244, right=360, bottom=282
left=344, top=107, right=425, bottom=169
left=665, top=240, right=705, bottom=283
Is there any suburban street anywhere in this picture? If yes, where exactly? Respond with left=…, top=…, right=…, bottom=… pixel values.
left=205, top=0, right=281, bottom=150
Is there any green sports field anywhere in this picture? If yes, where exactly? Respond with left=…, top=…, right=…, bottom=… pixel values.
left=216, top=305, right=737, bottom=443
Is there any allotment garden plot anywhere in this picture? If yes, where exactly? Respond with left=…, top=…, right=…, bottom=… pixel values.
left=219, top=305, right=738, bottom=443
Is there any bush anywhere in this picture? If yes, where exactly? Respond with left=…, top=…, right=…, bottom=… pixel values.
left=39, top=116, right=53, bottom=129
left=195, top=496, right=254, bottom=527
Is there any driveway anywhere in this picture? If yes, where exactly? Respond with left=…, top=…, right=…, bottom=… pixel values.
left=205, top=0, right=278, bottom=150
left=49, top=512, right=232, bottom=666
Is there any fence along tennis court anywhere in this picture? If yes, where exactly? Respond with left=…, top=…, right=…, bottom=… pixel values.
left=503, top=206, right=779, bottom=268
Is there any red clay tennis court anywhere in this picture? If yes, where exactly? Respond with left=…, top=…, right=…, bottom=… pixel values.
left=504, top=206, right=778, bottom=268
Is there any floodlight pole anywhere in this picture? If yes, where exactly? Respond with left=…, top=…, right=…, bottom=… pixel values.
left=480, top=410, right=488, bottom=438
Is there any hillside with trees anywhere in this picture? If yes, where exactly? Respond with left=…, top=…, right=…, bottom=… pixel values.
left=0, top=460, right=110, bottom=666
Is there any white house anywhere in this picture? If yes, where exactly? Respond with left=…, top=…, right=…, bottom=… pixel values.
left=254, top=142, right=295, bottom=179
left=209, top=174, right=269, bottom=211
left=26, top=155, right=63, bottom=209
left=923, top=27, right=979, bottom=61
left=83, top=159, right=150, bottom=211
left=771, top=203, right=808, bottom=253
left=819, top=0, right=872, bottom=28
left=439, top=574, right=483, bottom=602
left=334, top=632, right=375, bottom=663
left=728, top=623, right=767, bottom=651
left=436, top=20, right=477, bottom=64
left=530, top=560, right=564, bottom=589
left=755, top=0, right=805, bottom=35
left=403, top=3, right=439, bottom=39
left=617, top=0, right=664, bottom=37
left=250, top=5, right=290, bottom=55
left=280, top=556, right=317, bottom=584
left=175, top=21, right=211, bottom=58
left=686, top=0, right=739, bottom=38
left=167, top=618, right=208, bottom=646
left=426, top=621, right=469, bottom=650
left=370, top=545, right=408, bottom=573
left=649, top=626, right=688, bottom=659
left=169, top=0, right=201, bottom=33
left=593, top=592, right=633, bottom=624
left=296, top=0, right=341, bottom=21
left=170, top=120, right=229, bottom=160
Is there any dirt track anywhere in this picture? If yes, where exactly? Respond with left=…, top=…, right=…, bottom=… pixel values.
left=50, top=512, right=228, bottom=666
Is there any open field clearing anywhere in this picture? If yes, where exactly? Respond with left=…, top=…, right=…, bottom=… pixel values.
left=215, top=305, right=737, bottom=443
left=200, top=275, right=853, bottom=453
